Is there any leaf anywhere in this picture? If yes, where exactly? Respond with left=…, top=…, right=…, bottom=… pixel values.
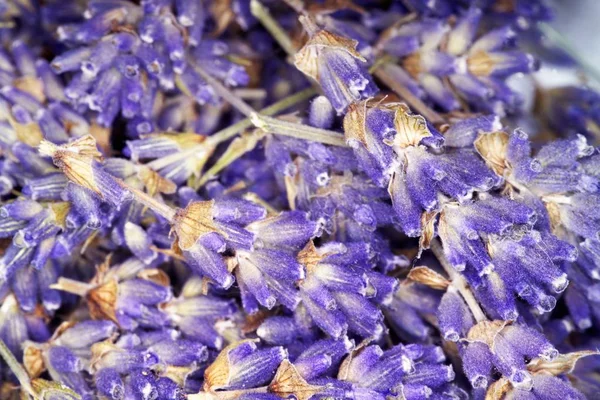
left=198, top=130, right=264, bottom=187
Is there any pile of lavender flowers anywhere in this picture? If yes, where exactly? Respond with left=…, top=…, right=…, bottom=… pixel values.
left=1, top=0, right=600, bottom=399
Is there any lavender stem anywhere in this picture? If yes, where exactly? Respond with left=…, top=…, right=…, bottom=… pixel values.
left=0, top=338, right=35, bottom=397
left=374, top=63, right=446, bottom=125
left=431, top=239, right=488, bottom=323
left=250, top=0, right=297, bottom=56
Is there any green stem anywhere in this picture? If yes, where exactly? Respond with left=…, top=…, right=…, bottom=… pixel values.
left=212, top=87, right=318, bottom=144
left=250, top=0, right=298, bottom=56
left=195, top=131, right=265, bottom=189
left=125, top=183, right=177, bottom=222
left=369, top=54, right=396, bottom=73
left=249, top=0, right=443, bottom=127
left=145, top=140, right=215, bottom=171
left=431, top=239, right=487, bottom=323
left=252, top=114, right=348, bottom=147
left=0, top=338, right=35, bottom=397
left=261, top=88, right=315, bottom=115
left=244, top=192, right=280, bottom=215
left=193, top=64, right=346, bottom=146
left=191, top=89, right=317, bottom=188
left=233, top=88, right=267, bottom=100
left=51, top=277, right=93, bottom=297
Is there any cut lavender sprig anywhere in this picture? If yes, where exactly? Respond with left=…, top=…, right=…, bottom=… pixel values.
left=194, top=63, right=348, bottom=147
left=1, top=1, right=600, bottom=398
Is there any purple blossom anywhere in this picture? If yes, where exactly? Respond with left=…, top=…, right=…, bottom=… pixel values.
left=377, top=7, right=539, bottom=114
left=294, top=19, right=379, bottom=114
left=50, top=0, right=249, bottom=128
left=0, top=1, right=599, bottom=399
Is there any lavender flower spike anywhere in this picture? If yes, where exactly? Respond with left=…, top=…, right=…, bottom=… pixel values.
left=38, top=135, right=130, bottom=207
left=294, top=16, right=378, bottom=114
left=0, top=2, right=599, bottom=400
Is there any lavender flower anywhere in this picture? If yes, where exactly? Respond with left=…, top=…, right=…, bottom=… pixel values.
left=296, top=240, right=395, bottom=338
left=344, top=101, right=499, bottom=236
left=0, top=1, right=599, bottom=399
left=0, top=192, right=111, bottom=314
left=162, top=287, right=237, bottom=349
left=377, top=7, right=538, bottom=114
left=234, top=210, right=319, bottom=312
left=22, top=319, right=117, bottom=397
left=203, top=340, right=286, bottom=392
left=294, top=17, right=379, bottom=114
left=90, top=331, right=206, bottom=396
left=0, top=294, right=50, bottom=364
left=460, top=320, right=559, bottom=389
left=438, top=195, right=575, bottom=318
left=386, top=277, right=443, bottom=342
left=336, top=341, right=460, bottom=399
left=472, top=129, right=600, bottom=327
left=51, top=0, right=249, bottom=128
left=125, top=133, right=216, bottom=184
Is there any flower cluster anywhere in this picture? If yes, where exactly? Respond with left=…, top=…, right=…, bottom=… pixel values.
left=0, top=1, right=599, bottom=400
left=50, top=0, right=251, bottom=131
left=375, top=8, right=539, bottom=115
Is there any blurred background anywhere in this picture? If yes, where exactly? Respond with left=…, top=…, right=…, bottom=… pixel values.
left=551, top=0, right=600, bottom=76
left=537, top=0, right=600, bottom=89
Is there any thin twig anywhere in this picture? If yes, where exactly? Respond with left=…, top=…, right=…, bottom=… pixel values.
left=193, top=65, right=347, bottom=146
left=194, top=88, right=346, bottom=187
left=51, top=277, right=94, bottom=296
left=0, top=338, right=35, bottom=397
left=192, top=64, right=257, bottom=118
left=252, top=114, right=348, bottom=147
left=250, top=0, right=298, bottom=56
left=431, top=239, right=487, bottom=322
left=233, top=88, right=267, bottom=100
left=211, top=87, right=318, bottom=145
left=250, top=0, right=445, bottom=128
left=125, top=183, right=177, bottom=221
left=148, top=88, right=317, bottom=185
